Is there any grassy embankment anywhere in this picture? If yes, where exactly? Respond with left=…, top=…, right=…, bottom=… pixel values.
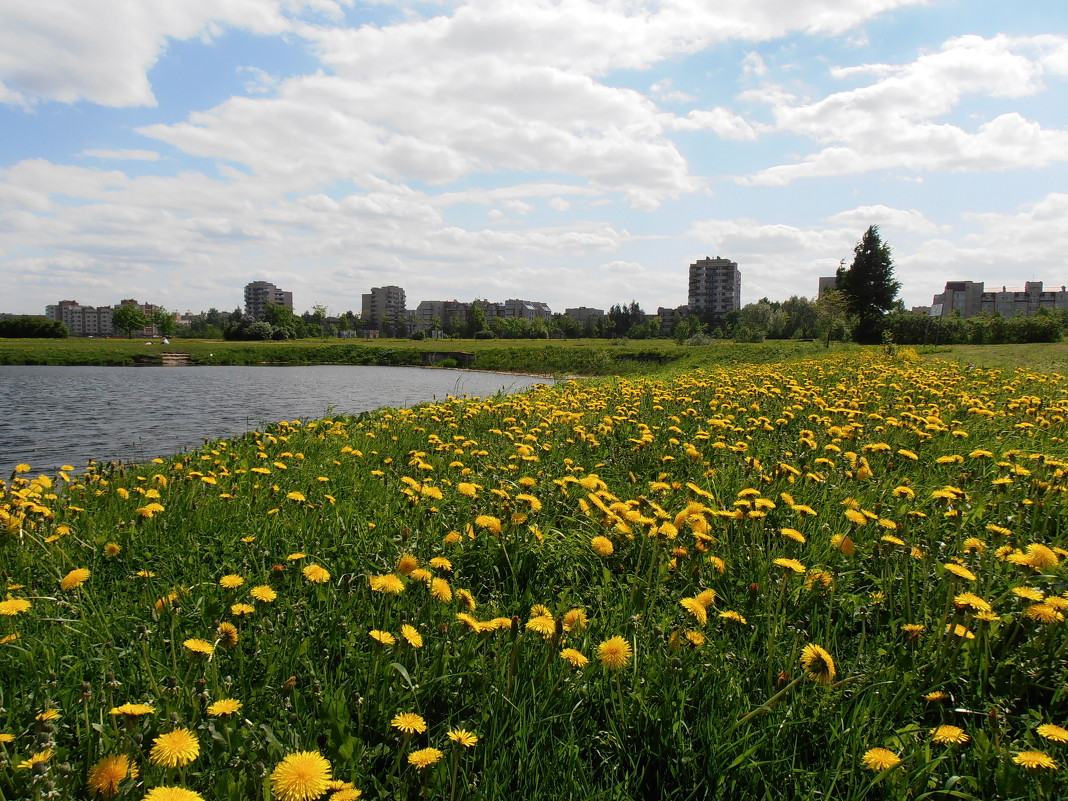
left=0, top=336, right=823, bottom=376
left=2, top=344, right=1068, bottom=800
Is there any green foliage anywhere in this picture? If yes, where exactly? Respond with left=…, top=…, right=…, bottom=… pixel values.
left=837, top=226, right=900, bottom=344
left=112, top=303, right=150, bottom=338
left=0, top=316, right=69, bottom=338
left=152, top=307, right=178, bottom=338
left=884, top=309, right=1065, bottom=346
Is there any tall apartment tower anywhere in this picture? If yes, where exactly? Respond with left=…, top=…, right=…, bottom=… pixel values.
left=688, top=257, right=741, bottom=317
left=362, top=285, right=407, bottom=330
left=244, top=281, right=293, bottom=320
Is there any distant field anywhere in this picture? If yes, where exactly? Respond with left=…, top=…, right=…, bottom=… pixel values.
left=923, top=342, right=1068, bottom=374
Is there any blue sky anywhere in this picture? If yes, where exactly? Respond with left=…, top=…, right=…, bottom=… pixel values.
left=2, top=0, right=1067, bottom=317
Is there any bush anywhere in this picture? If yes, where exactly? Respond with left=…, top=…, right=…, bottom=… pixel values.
left=436, top=357, right=459, bottom=368
left=474, top=330, right=497, bottom=339
left=0, top=316, right=69, bottom=338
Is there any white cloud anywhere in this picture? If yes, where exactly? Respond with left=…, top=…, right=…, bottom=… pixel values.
left=740, top=34, right=1068, bottom=184
left=80, top=149, right=161, bottom=161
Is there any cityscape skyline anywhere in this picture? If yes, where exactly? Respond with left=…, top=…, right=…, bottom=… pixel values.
left=2, top=1, right=1066, bottom=316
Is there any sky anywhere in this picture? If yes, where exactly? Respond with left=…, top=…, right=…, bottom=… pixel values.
left=2, top=0, right=1067, bottom=318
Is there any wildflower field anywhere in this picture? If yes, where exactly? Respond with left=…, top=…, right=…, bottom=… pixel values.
left=2, top=349, right=1068, bottom=800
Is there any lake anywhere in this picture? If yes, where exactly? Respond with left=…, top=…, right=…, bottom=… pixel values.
left=0, top=365, right=553, bottom=475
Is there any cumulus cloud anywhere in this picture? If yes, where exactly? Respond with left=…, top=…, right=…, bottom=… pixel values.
left=0, top=0, right=335, bottom=107
left=740, top=33, right=1068, bottom=184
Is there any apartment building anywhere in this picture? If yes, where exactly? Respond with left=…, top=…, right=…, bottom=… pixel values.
left=362, top=285, right=407, bottom=331
left=244, top=281, right=293, bottom=321
left=931, top=281, right=1068, bottom=318
left=46, top=298, right=160, bottom=337
left=688, top=257, right=741, bottom=317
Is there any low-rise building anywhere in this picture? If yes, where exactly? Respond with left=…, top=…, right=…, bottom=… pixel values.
left=931, top=281, right=1068, bottom=318
left=564, top=307, right=604, bottom=324
left=46, top=298, right=160, bottom=337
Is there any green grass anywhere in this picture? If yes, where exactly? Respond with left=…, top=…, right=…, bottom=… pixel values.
left=921, top=342, right=1068, bottom=375
left=2, top=347, right=1067, bottom=800
left=0, top=336, right=823, bottom=376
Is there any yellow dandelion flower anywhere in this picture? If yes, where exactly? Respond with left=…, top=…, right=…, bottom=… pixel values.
left=597, top=636, right=632, bottom=670
left=270, top=751, right=333, bottom=801
left=590, top=536, right=614, bottom=556
left=844, top=508, right=868, bottom=526
left=231, top=603, right=255, bottom=616
left=962, top=538, right=986, bottom=553
left=207, top=699, right=242, bottom=716
left=474, top=515, right=502, bottom=535
left=931, top=725, right=969, bottom=745
left=428, top=557, right=452, bottom=571
left=924, top=691, right=948, bottom=702
left=250, top=585, right=277, bottom=602
left=943, top=563, right=977, bottom=582
left=369, top=574, right=405, bottom=594
left=773, top=558, right=806, bottom=573
left=862, top=747, right=901, bottom=771
left=447, top=729, right=478, bottom=748
left=800, top=643, right=836, bottom=685
left=86, top=753, right=138, bottom=798
left=1038, top=724, right=1068, bottom=743
left=303, top=564, right=331, bottom=583
left=385, top=624, right=417, bottom=649
left=17, top=750, right=54, bottom=770
left=560, top=648, right=589, bottom=667
left=143, top=788, right=205, bottom=801
left=1025, top=603, right=1065, bottom=624
left=183, top=637, right=214, bottom=656
left=780, top=527, right=806, bottom=544
left=396, top=554, right=419, bottom=575
left=60, top=568, right=90, bottom=590
left=719, top=610, right=748, bottom=625
left=526, top=615, right=556, bottom=638
left=1013, top=751, right=1058, bottom=770
left=0, top=597, right=31, bottom=616
left=104, top=542, right=122, bottom=557
left=1013, top=586, right=1045, bottom=602
left=149, top=728, right=200, bottom=768
left=985, top=523, right=1013, bottom=536
left=430, top=577, right=452, bottom=602
left=1026, top=543, right=1059, bottom=569
left=369, top=630, right=396, bottom=645
left=391, top=712, right=427, bottom=735
left=946, top=623, right=976, bottom=639
left=679, top=597, right=708, bottom=626
left=219, top=574, right=244, bottom=589
left=408, top=747, right=444, bottom=769
left=954, top=592, right=992, bottom=613
left=562, top=608, right=587, bottom=631
left=109, top=702, right=155, bottom=716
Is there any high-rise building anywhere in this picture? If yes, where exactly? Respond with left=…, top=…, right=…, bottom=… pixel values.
left=688, top=257, right=741, bottom=317
left=361, top=285, right=407, bottom=331
left=244, top=281, right=293, bottom=320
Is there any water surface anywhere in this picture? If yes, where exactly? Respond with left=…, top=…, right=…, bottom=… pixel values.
left=0, top=365, right=551, bottom=475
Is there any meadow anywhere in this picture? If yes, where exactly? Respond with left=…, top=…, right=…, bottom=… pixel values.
left=2, top=346, right=1067, bottom=800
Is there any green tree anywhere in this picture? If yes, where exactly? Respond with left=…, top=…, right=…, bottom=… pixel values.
left=468, top=302, right=488, bottom=337
left=112, top=304, right=149, bottom=338
left=152, top=307, right=178, bottom=338
left=673, top=314, right=705, bottom=344
left=837, top=225, right=900, bottom=344
left=816, top=288, right=852, bottom=349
